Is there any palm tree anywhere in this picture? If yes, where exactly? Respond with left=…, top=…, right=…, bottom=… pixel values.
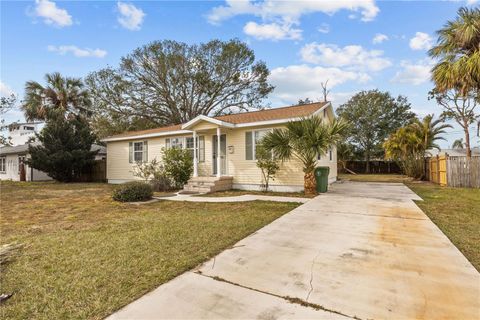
left=384, top=115, right=451, bottom=179
left=22, top=72, right=91, bottom=121
left=262, top=116, right=349, bottom=195
left=429, top=7, right=480, bottom=95
left=452, top=138, right=465, bottom=149
left=410, top=114, right=452, bottom=154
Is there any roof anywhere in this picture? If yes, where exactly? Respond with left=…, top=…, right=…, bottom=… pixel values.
left=0, top=142, right=106, bottom=156
left=104, top=102, right=329, bottom=141
left=427, top=147, right=480, bottom=157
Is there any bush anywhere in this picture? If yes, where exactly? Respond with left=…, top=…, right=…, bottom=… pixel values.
left=112, top=181, right=153, bottom=202
left=162, top=147, right=193, bottom=188
left=151, top=170, right=173, bottom=192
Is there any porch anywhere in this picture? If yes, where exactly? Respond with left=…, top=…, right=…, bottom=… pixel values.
left=182, top=116, right=235, bottom=192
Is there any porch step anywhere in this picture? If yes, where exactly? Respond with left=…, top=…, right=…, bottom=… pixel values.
left=183, top=176, right=233, bottom=193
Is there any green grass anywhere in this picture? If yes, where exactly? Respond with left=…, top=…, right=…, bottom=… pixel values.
left=200, top=189, right=316, bottom=198
left=340, top=173, right=480, bottom=270
left=0, top=181, right=299, bottom=319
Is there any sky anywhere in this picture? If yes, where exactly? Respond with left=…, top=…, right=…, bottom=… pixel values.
left=1, top=0, right=479, bottom=148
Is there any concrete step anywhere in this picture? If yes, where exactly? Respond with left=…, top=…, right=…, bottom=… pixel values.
left=183, top=176, right=233, bottom=193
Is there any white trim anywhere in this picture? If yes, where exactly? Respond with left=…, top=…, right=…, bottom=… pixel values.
left=102, top=130, right=191, bottom=142
left=182, top=115, right=235, bottom=130
left=193, top=131, right=198, bottom=177
left=102, top=103, right=334, bottom=142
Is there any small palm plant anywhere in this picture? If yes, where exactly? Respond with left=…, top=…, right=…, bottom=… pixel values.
left=262, top=116, right=349, bottom=195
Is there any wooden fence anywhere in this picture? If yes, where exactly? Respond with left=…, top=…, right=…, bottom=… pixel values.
left=426, top=155, right=479, bottom=188
left=343, top=160, right=401, bottom=174
left=77, top=160, right=107, bottom=182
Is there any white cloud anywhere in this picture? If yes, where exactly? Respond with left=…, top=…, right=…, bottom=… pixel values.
left=318, top=23, right=330, bottom=34
left=208, top=0, right=379, bottom=24
left=33, top=0, right=72, bottom=27
left=0, top=81, right=15, bottom=97
left=391, top=59, right=434, bottom=85
left=300, top=42, right=392, bottom=72
left=372, top=33, right=388, bottom=44
left=47, top=45, right=107, bottom=58
left=117, top=2, right=145, bottom=31
left=243, top=21, right=301, bottom=40
left=409, top=32, right=433, bottom=50
left=207, top=0, right=378, bottom=41
left=466, top=0, right=478, bottom=5
left=269, top=64, right=370, bottom=104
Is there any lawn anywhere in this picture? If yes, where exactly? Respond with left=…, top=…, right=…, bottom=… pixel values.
left=0, top=181, right=299, bottom=320
left=340, top=173, right=480, bottom=270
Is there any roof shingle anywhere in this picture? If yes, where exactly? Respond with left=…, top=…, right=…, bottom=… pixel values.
left=104, top=102, right=327, bottom=140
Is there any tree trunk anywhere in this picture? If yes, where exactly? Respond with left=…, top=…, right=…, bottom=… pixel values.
left=464, top=125, right=471, bottom=159
left=365, top=150, right=371, bottom=173
left=304, top=172, right=317, bottom=195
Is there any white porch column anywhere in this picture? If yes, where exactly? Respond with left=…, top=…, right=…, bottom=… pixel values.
left=193, top=130, right=198, bottom=177
left=216, top=127, right=221, bottom=177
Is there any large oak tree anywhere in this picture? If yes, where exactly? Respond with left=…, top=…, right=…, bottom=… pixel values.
left=336, top=90, right=415, bottom=173
left=86, top=39, right=274, bottom=138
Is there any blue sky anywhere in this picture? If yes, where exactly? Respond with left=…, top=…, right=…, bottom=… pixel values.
left=1, top=0, right=479, bottom=147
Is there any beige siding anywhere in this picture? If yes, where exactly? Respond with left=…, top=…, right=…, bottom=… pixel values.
left=225, top=125, right=337, bottom=189
left=106, top=114, right=338, bottom=188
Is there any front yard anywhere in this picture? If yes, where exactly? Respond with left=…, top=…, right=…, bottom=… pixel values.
left=340, top=174, right=480, bottom=271
left=0, top=181, right=299, bottom=320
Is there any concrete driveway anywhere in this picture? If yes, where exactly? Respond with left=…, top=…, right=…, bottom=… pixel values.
left=109, top=182, right=480, bottom=320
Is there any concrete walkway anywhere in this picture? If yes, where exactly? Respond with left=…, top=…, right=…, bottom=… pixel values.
left=109, top=182, right=480, bottom=320
left=154, top=193, right=310, bottom=203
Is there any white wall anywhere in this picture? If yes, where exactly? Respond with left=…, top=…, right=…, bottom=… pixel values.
left=0, top=154, right=53, bottom=181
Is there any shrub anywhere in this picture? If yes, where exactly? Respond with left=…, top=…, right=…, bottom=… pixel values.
left=256, top=143, right=280, bottom=192
left=162, top=147, right=193, bottom=188
left=112, top=181, right=153, bottom=202
left=151, top=170, right=173, bottom=192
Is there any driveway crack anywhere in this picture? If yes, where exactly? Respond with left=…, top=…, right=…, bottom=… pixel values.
left=195, top=271, right=369, bottom=320
left=306, top=249, right=322, bottom=302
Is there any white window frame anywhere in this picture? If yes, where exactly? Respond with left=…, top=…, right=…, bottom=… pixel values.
left=246, top=129, right=271, bottom=161
left=165, top=136, right=205, bottom=162
left=133, top=142, right=144, bottom=162
left=0, top=157, right=6, bottom=173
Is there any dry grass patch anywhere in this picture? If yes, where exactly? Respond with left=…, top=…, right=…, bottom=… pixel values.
left=0, top=181, right=298, bottom=319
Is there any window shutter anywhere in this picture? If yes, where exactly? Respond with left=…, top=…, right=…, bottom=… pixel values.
left=165, top=138, right=170, bottom=149
left=129, top=142, right=133, bottom=163
left=143, top=141, right=148, bottom=162
left=245, top=132, right=253, bottom=160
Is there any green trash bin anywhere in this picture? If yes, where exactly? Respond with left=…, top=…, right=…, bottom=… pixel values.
left=314, top=167, right=330, bottom=193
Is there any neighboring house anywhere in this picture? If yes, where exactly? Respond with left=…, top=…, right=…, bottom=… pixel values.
left=0, top=142, right=106, bottom=181
left=426, top=147, right=480, bottom=157
left=5, top=122, right=42, bottom=146
left=103, top=102, right=338, bottom=192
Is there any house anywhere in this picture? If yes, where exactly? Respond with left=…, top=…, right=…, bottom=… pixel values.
left=426, top=147, right=480, bottom=157
left=6, top=122, right=42, bottom=146
left=102, top=102, right=338, bottom=192
left=0, top=142, right=107, bottom=181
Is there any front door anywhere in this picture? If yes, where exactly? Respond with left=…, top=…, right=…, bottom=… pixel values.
left=212, top=134, right=226, bottom=175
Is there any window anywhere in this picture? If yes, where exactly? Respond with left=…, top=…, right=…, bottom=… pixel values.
left=329, top=148, right=333, bottom=161
left=166, top=136, right=205, bottom=162
left=323, top=109, right=327, bottom=118
left=129, top=141, right=148, bottom=163
left=245, top=129, right=270, bottom=160
left=0, top=157, right=5, bottom=172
